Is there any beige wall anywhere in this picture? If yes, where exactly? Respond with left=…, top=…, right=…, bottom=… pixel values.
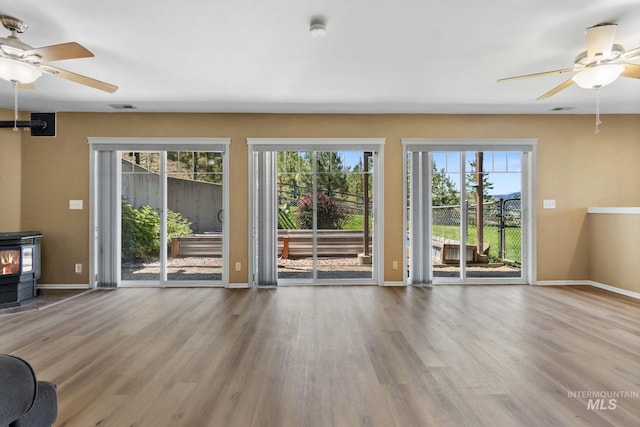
left=0, top=109, right=23, bottom=230
left=14, top=112, right=640, bottom=287
left=589, top=213, right=640, bottom=294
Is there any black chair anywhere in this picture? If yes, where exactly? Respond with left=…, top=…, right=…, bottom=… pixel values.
left=0, top=355, right=57, bottom=427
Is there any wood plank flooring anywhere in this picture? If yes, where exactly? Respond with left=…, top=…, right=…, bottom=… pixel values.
left=1, top=285, right=639, bottom=426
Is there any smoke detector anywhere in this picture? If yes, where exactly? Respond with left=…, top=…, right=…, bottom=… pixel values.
left=310, top=17, right=326, bottom=37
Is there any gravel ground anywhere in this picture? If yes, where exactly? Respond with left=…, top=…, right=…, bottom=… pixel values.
left=122, top=256, right=521, bottom=280
left=278, top=256, right=372, bottom=272
left=122, top=257, right=222, bottom=280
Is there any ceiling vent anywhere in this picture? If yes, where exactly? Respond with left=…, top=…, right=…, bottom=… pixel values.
left=109, top=104, right=137, bottom=110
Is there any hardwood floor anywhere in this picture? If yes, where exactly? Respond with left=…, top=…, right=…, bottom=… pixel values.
left=1, top=285, right=639, bottom=426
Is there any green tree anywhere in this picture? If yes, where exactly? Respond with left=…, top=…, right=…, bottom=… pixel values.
left=428, top=158, right=495, bottom=207
left=432, top=162, right=459, bottom=206
left=465, top=159, right=494, bottom=201
left=345, top=155, right=373, bottom=202
left=346, top=159, right=364, bottom=197
left=277, top=151, right=312, bottom=197
left=316, top=152, right=348, bottom=196
left=167, top=151, right=223, bottom=184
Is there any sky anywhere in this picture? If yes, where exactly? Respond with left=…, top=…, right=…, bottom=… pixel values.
left=432, top=151, right=522, bottom=196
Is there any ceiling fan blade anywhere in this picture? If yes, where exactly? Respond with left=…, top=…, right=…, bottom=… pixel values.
left=586, top=23, right=617, bottom=59
left=621, top=46, right=640, bottom=60
left=497, top=68, right=574, bottom=83
left=40, top=64, right=118, bottom=93
left=24, top=42, right=93, bottom=62
left=17, top=83, right=35, bottom=89
left=536, top=79, right=574, bottom=100
left=622, top=63, right=640, bottom=79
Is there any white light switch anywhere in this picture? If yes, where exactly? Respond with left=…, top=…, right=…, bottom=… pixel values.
left=543, top=199, right=556, bottom=209
left=69, top=200, right=83, bottom=210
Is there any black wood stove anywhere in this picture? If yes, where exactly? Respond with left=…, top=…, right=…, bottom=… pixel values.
left=0, top=232, right=42, bottom=308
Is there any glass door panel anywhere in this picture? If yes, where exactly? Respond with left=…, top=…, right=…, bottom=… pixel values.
left=121, top=152, right=161, bottom=281
left=465, top=151, right=522, bottom=279
left=316, top=151, right=373, bottom=280
left=275, top=150, right=375, bottom=283
left=431, top=152, right=463, bottom=279
left=406, top=144, right=530, bottom=284
left=277, top=151, right=313, bottom=280
left=166, top=151, right=224, bottom=281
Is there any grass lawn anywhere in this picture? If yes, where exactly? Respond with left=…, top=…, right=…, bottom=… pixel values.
left=432, top=224, right=521, bottom=263
left=343, top=214, right=372, bottom=230
left=279, top=207, right=521, bottom=263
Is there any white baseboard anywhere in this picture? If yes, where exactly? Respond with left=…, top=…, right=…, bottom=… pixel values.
left=588, top=281, right=640, bottom=300
left=382, top=281, right=406, bottom=286
left=535, top=280, right=640, bottom=300
left=37, top=284, right=92, bottom=290
left=227, top=283, right=250, bottom=289
left=534, top=280, right=590, bottom=286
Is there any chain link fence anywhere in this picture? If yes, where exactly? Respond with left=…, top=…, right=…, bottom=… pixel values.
left=432, top=197, right=521, bottom=264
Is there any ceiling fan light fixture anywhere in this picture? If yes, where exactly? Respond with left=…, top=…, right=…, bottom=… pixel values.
left=572, top=64, right=625, bottom=89
left=0, top=57, right=41, bottom=83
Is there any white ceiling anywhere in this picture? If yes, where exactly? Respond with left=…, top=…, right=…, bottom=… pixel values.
left=1, top=0, right=640, bottom=114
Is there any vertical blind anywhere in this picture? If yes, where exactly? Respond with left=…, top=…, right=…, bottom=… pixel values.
left=94, top=150, right=119, bottom=288
left=254, top=151, right=278, bottom=286
left=409, top=152, right=431, bottom=284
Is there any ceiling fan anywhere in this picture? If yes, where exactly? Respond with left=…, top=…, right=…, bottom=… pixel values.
left=498, top=23, right=640, bottom=100
left=0, top=14, right=117, bottom=93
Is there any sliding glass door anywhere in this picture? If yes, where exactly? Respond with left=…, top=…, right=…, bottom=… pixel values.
left=165, top=151, right=223, bottom=281
left=249, top=139, right=384, bottom=286
left=90, top=138, right=230, bottom=288
left=120, top=150, right=225, bottom=285
left=404, top=139, right=535, bottom=285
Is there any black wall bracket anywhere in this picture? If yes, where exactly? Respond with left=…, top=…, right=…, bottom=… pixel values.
left=0, top=112, right=56, bottom=137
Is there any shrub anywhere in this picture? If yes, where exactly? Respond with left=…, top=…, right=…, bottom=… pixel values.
left=295, top=193, right=349, bottom=229
left=121, top=202, right=193, bottom=261
left=167, top=210, right=193, bottom=244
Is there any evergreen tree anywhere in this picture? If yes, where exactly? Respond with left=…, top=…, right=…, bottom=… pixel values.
left=465, top=159, right=494, bottom=201
left=432, top=162, right=459, bottom=206
left=315, top=152, right=348, bottom=196
left=277, top=151, right=312, bottom=197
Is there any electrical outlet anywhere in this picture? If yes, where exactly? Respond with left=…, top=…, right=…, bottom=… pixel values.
left=235, top=262, right=241, bottom=272
left=392, top=261, right=399, bottom=270
left=75, top=263, right=82, bottom=274
left=69, top=200, right=83, bottom=210
left=543, top=199, right=556, bottom=209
